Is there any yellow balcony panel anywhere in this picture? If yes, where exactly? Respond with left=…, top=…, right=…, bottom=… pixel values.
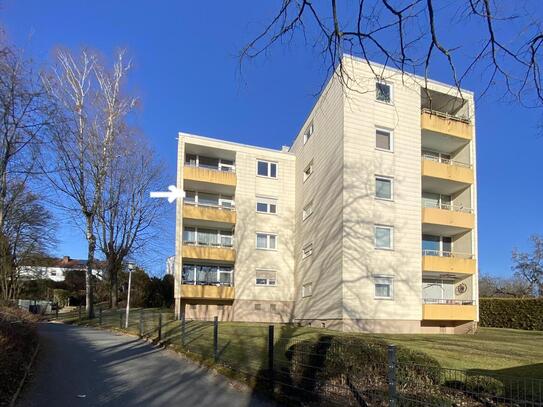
left=181, top=284, right=235, bottom=300
left=422, top=255, right=476, bottom=275
left=422, top=207, right=474, bottom=231
left=184, top=166, right=236, bottom=187
left=422, top=160, right=474, bottom=185
left=422, top=304, right=476, bottom=321
left=183, top=204, right=236, bottom=224
left=182, top=245, right=236, bottom=262
left=421, top=111, right=473, bottom=140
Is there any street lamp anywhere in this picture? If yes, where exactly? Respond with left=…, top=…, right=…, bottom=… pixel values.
left=125, top=262, right=135, bottom=329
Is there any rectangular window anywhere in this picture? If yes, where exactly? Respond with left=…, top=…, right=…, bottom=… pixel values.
left=303, top=160, right=314, bottom=182
left=375, top=176, right=393, bottom=200
left=257, top=160, right=278, bottom=178
left=376, top=128, right=392, bottom=151
left=254, top=304, right=262, bottom=311
left=302, top=283, right=313, bottom=298
left=375, top=225, right=393, bottom=250
left=255, top=269, right=277, bottom=286
left=374, top=276, right=393, bottom=299
left=256, top=233, right=277, bottom=250
left=376, top=82, right=392, bottom=103
left=302, top=243, right=313, bottom=259
left=302, top=201, right=313, bottom=221
left=270, top=304, right=277, bottom=312
left=256, top=197, right=277, bottom=214
left=303, top=121, right=314, bottom=144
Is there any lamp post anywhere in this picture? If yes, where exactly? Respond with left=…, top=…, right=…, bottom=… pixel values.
left=125, top=262, right=135, bottom=329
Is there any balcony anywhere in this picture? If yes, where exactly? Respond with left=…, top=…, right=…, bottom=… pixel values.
left=422, top=299, right=477, bottom=321
left=182, top=243, right=236, bottom=262
left=184, top=165, right=237, bottom=189
left=422, top=203, right=474, bottom=234
left=180, top=284, right=235, bottom=300
left=422, top=250, right=476, bottom=275
left=421, top=155, right=474, bottom=193
left=183, top=202, right=236, bottom=225
left=421, top=109, right=473, bottom=140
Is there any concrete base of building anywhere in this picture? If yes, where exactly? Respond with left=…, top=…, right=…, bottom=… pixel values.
left=294, top=318, right=422, bottom=333
left=420, top=320, right=478, bottom=334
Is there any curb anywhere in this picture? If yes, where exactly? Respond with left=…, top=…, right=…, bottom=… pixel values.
left=10, top=342, right=40, bottom=407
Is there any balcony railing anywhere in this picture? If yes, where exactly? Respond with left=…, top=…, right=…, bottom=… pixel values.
left=423, top=298, right=475, bottom=305
left=422, top=201, right=473, bottom=213
left=185, top=162, right=236, bottom=173
left=421, top=153, right=472, bottom=168
left=184, top=200, right=236, bottom=211
left=183, top=239, right=234, bottom=248
left=422, top=250, right=474, bottom=259
left=421, top=108, right=471, bottom=124
left=182, top=280, right=233, bottom=287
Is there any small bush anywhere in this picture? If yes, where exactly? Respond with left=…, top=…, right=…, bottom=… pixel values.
left=465, top=375, right=505, bottom=397
left=480, top=298, right=543, bottom=330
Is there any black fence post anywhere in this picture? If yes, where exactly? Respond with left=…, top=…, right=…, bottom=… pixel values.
left=158, top=312, right=162, bottom=342
left=119, top=310, right=123, bottom=329
left=139, top=310, right=144, bottom=338
left=213, top=316, right=219, bottom=363
left=387, top=344, right=397, bottom=407
left=268, top=325, right=275, bottom=386
left=78, top=305, right=81, bottom=321
left=55, top=307, right=59, bottom=320
left=181, top=313, right=186, bottom=347
left=99, top=306, right=102, bottom=326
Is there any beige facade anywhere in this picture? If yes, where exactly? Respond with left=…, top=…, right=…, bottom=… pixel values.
left=174, top=56, right=479, bottom=333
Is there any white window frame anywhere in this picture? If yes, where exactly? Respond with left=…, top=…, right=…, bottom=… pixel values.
left=256, top=160, right=278, bottom=179
left=256, top=232, right=278, bottom=251
left=374, top=225, right=394, bottom=250
left=375, top=176, right=394, bottom=201
left=255, top=269, right=277, bottom=286
left=185, top=154, right=235, bottom=172
left=302, top=201, right=313, bottom=221
left=256, top=196, right=278, bottom=215
left=302, top=243, right=313, bottom=259
left=302, top=282, right=313, bottom=298
left=303, top=160, right=314, bottom=182
left=374, top=275, right=394, bottom=299
left=375, top=81, right=393, bottom=104
left=184, top=191, right=235, bottom=210
left=375, top=127, right=394, bottom=152
left=303, top=121, right=314, bottom=144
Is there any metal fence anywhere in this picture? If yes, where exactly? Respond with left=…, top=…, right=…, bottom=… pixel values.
left=53, top=310, right=543, bottom=407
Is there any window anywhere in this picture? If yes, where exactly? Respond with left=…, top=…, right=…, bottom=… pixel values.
left=256, top=197, right=277, bottom=214
left=190, top=304, right=197, bottom=310
left=255, top=269, right=277, bottom=286
left=303, top=160, right=314, bottom=182
left=302, top=283, right=313, bottom=298
left=375, top=225, right=393, bottom=250
left=375, top=176, right=393, bottom=200
left=257, top=160, right=277, bottom=178
left=182, top=264, right=233, bottom=286
left=254, top=304, right=262, bottom=311
left=374, top=276, right=393, bottom=299
left=302, top=201, right=313, bottom=221
left=422, top=235, right=452, bottom=256
left=376, top=128, right=392, bottom=151
left=302, top=243, right=313, bottom=259
left=376, top=82, right=392, bottom=103
left=303, top=121, right=314, bottom=144
left=256, top=233, right=277, bottom=250
left=270, top=304, right=277, bottom=312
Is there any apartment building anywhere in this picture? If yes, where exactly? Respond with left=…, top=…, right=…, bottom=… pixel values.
left=174, top=55, right=478, bottom=334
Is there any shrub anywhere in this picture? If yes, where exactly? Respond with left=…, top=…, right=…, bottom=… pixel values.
left=465, top=375, right=505, bottom=397
left=479, top=298, right=543, bottom=330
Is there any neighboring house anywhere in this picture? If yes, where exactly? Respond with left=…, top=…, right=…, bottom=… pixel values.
left=19, top=256, right=103, bottom=282
left=173, top=56, right=479, bottom=334
left=166, top=256, right=175, bottom=276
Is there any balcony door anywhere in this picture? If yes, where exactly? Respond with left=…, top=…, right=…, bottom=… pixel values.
left=423, top=279, right=454, bottom=302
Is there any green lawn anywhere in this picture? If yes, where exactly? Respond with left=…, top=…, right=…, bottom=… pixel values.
left=58, top=308, right=543, bottom=379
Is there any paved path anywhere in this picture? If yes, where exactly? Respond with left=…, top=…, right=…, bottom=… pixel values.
left=18, top=323, right=274, bottom=407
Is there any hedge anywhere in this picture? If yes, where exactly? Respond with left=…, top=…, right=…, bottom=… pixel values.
left=479, top=298, right=543, bottom=330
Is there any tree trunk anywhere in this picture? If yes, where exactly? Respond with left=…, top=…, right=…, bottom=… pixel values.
left=85, top=218, right=95, bottom=319
left=108, top=258, right=118, bottom=309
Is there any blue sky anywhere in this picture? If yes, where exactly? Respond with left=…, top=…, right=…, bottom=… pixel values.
left=1, top=1, right=542, bottom=277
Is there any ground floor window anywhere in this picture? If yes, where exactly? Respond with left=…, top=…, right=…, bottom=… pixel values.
left=182, top=264, right=233, bottom=286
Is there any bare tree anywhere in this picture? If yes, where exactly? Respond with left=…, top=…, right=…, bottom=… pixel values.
left=242, top=1, right=543, bottom=107
left=97, top=132, right=166, bottom=308
left=44, top=49, right=136, bottom=318
left=512, top=235, right=543, bottom=297
left=478, top=272, right=532, bottom=298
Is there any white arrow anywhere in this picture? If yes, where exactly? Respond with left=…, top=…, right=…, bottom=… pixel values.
left=150, top=185, right=184, bottom=203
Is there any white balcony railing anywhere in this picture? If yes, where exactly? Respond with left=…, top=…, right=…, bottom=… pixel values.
left=185, top=162, right=236, bottom=173
left=422, top=250, right=474, bottom=259
left=423, top=298, right=475, bottom=305
left=422, top=201, right=473, bottom=213
left=421, top=107, right=471, bottom=124
left=184, top=200, right=236, bottom=211
left=183, top=239, right=234, bottom=249
left=421, top=153, right=472, bottom=168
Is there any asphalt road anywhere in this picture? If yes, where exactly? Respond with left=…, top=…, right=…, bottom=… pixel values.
left=17, top=323, right=274, bottom=407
